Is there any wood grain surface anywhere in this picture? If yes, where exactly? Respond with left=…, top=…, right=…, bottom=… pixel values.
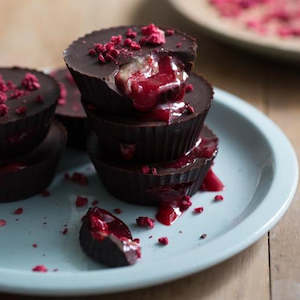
left=0, top=0, right=298, bottom=299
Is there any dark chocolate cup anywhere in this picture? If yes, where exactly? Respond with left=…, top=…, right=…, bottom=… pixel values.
left=64, top=25, right=197, bottom=115
left=0, top=105, right=55, bottom=163
left=55, top=115, right=89, bottom=150
left=80, top=223, right=139, bottom=267
left=0, top=67, right=60, bottom=162
left=0, top=121, right=67, bottom=203
left=87, top=126, right=217, bottom=206
left=84, top=73, right=213, bottom=163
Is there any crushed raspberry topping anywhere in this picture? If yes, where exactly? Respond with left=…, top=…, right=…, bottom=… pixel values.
left=92, top=200, right=99, bottom=206
left=194, top=207, right=204, bottom=214
left=120, top=143, right=136, bottom=160
left=0, top=76, right=8, bottom=92
left=214, top=194, right=224, bottom=201
left=158, top=237, right=169, bottom=245
left=76, top=196, right=88, bottom=207
left=136, top=216, right=155, bottom=229
left=0, top=104, right=8, bottom=117
left=133, top=238, right=140, bottom=243
left=32, top=265, right=48, bottom=272
left=166, top=29, right=175, bottom=36
left=140, top=24, right=166, bottom=45
left=0, top=91, right=7, bottom=104
left=210, top=0, right=300, bottom=38
left=32, top=244, right=38, bottom=248
left=22, top=73, right=40, bottom=91
left=0, top=219, right=7, bottom=227
left=14, top=208, right=23, bottom=215
left=65, top=172, right=88, bottom=185
left=200, top=168, right=224, bottom=191
left=113, top=208, right=122, bottom=214
left=15, top=106, right=27, bottom=115
left=115, top=53, right=188, bottom=112
left=126, top=28, right=137, bottom=38
left=185, top=83, right=194, bottom=93
left=62, top=228, right=68, bottom=235
left=9, top=89, right=26, bottom=99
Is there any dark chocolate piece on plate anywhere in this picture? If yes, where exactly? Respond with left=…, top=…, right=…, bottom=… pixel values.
left=64, top=25, right=197, bottom=115
left=0, top=121, right=67, bottom=203
left=84, top=73, right=213, bottom=163
left=0, top=67, right=59, bottom=161
left=51, top=67, right=89, bottom=149
left=87, top=125, right=218, bottom=206
left=79, top=207, right=141, bottom=267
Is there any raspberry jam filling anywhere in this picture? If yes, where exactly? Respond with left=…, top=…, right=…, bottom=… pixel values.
left=115, top=53, right=188, bottom=114
left=83, top=207, right=132, bottom=241
left=164, top=134, right=218, bottom=169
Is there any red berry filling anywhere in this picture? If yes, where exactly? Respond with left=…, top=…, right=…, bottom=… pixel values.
left=214, top=194, right=224, bottom=201
left=14, top=207, right=23, bottom=215
left=194, top=206, right=204, bottom=214
left=76, top=196, right=88, bottom=207
left=115, top=53, right=188, bottom=112
left=200, top=168, right=224, bottom=192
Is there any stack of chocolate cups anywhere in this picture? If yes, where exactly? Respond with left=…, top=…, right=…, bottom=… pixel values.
left=64, top=25, right=218, bottom=206
left=0, top=67, right=67, bottom=202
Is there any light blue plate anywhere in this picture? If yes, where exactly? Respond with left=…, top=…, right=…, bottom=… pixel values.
left=0, top=88, right=298, bottom=296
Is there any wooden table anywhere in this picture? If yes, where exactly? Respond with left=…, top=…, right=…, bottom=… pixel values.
left=0, top=1, right=299, bottom=299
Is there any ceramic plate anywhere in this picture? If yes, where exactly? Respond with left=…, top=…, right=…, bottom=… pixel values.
left=0, top=88, right=298, bottom=296
left=169, top=0, right=300, bottom=63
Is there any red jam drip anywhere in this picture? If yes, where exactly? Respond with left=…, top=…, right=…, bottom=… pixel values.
left=147, top=183, right=192, bottom=226
left=200, top=168, right=224, bottom=191
left=165, top=134, right=218, bottom=169
left=84, top=207, right=132, bottom=241
left=115, top=53, right=188, bottom=112
left=0, top=162, right=26, bottom=174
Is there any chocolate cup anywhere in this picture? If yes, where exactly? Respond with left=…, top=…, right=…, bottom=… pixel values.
left=64, top=25, right=197, bottom=115
left=55, top=115, right=89, bottom=150
left=0, top=67, right=59, bottom=162
left=87, top=126, right=217, bottom=206
left=80, top=222, right=139, bottom=267
left=84, top=73, right=213, bottom=163
left=52, top=68, right=89, bottom=150
left=0, top=121, right=67, bottom=203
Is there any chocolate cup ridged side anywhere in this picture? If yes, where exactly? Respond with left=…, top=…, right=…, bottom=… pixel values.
left=87, top=132, right=215, bottom=206
left=0, top=122, right=67, bottom=203
left=0, top=102, right=56, bottom=163
left=55, top=115, right=89, bottom=150
left=79, top=222, right=132, bottom=267
left=85, top=106, right=209, bottom=163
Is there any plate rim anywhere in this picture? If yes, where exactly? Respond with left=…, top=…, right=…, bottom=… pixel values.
left=0, top=88, right=298, bottom=296
left=168, top=0, right=300, bottom=62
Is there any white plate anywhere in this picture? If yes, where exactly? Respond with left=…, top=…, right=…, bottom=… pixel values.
left=169, top=0, right=300, bottom=62
left=0, top=88, right=298, bottom=296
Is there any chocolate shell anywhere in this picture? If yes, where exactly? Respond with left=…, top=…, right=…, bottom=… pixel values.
left=52, top=68, right=89, bottom=149
left=84, top=73, right=213, bottom=163
left=64, top=25, right=197, bottom=115
left=0, top=121, right=67, bottom=202
left=79, top=207, right=141, bottom=267
left=0, top=67, right=59, bottom=162
left=87, top=126, right=218, bottom=206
